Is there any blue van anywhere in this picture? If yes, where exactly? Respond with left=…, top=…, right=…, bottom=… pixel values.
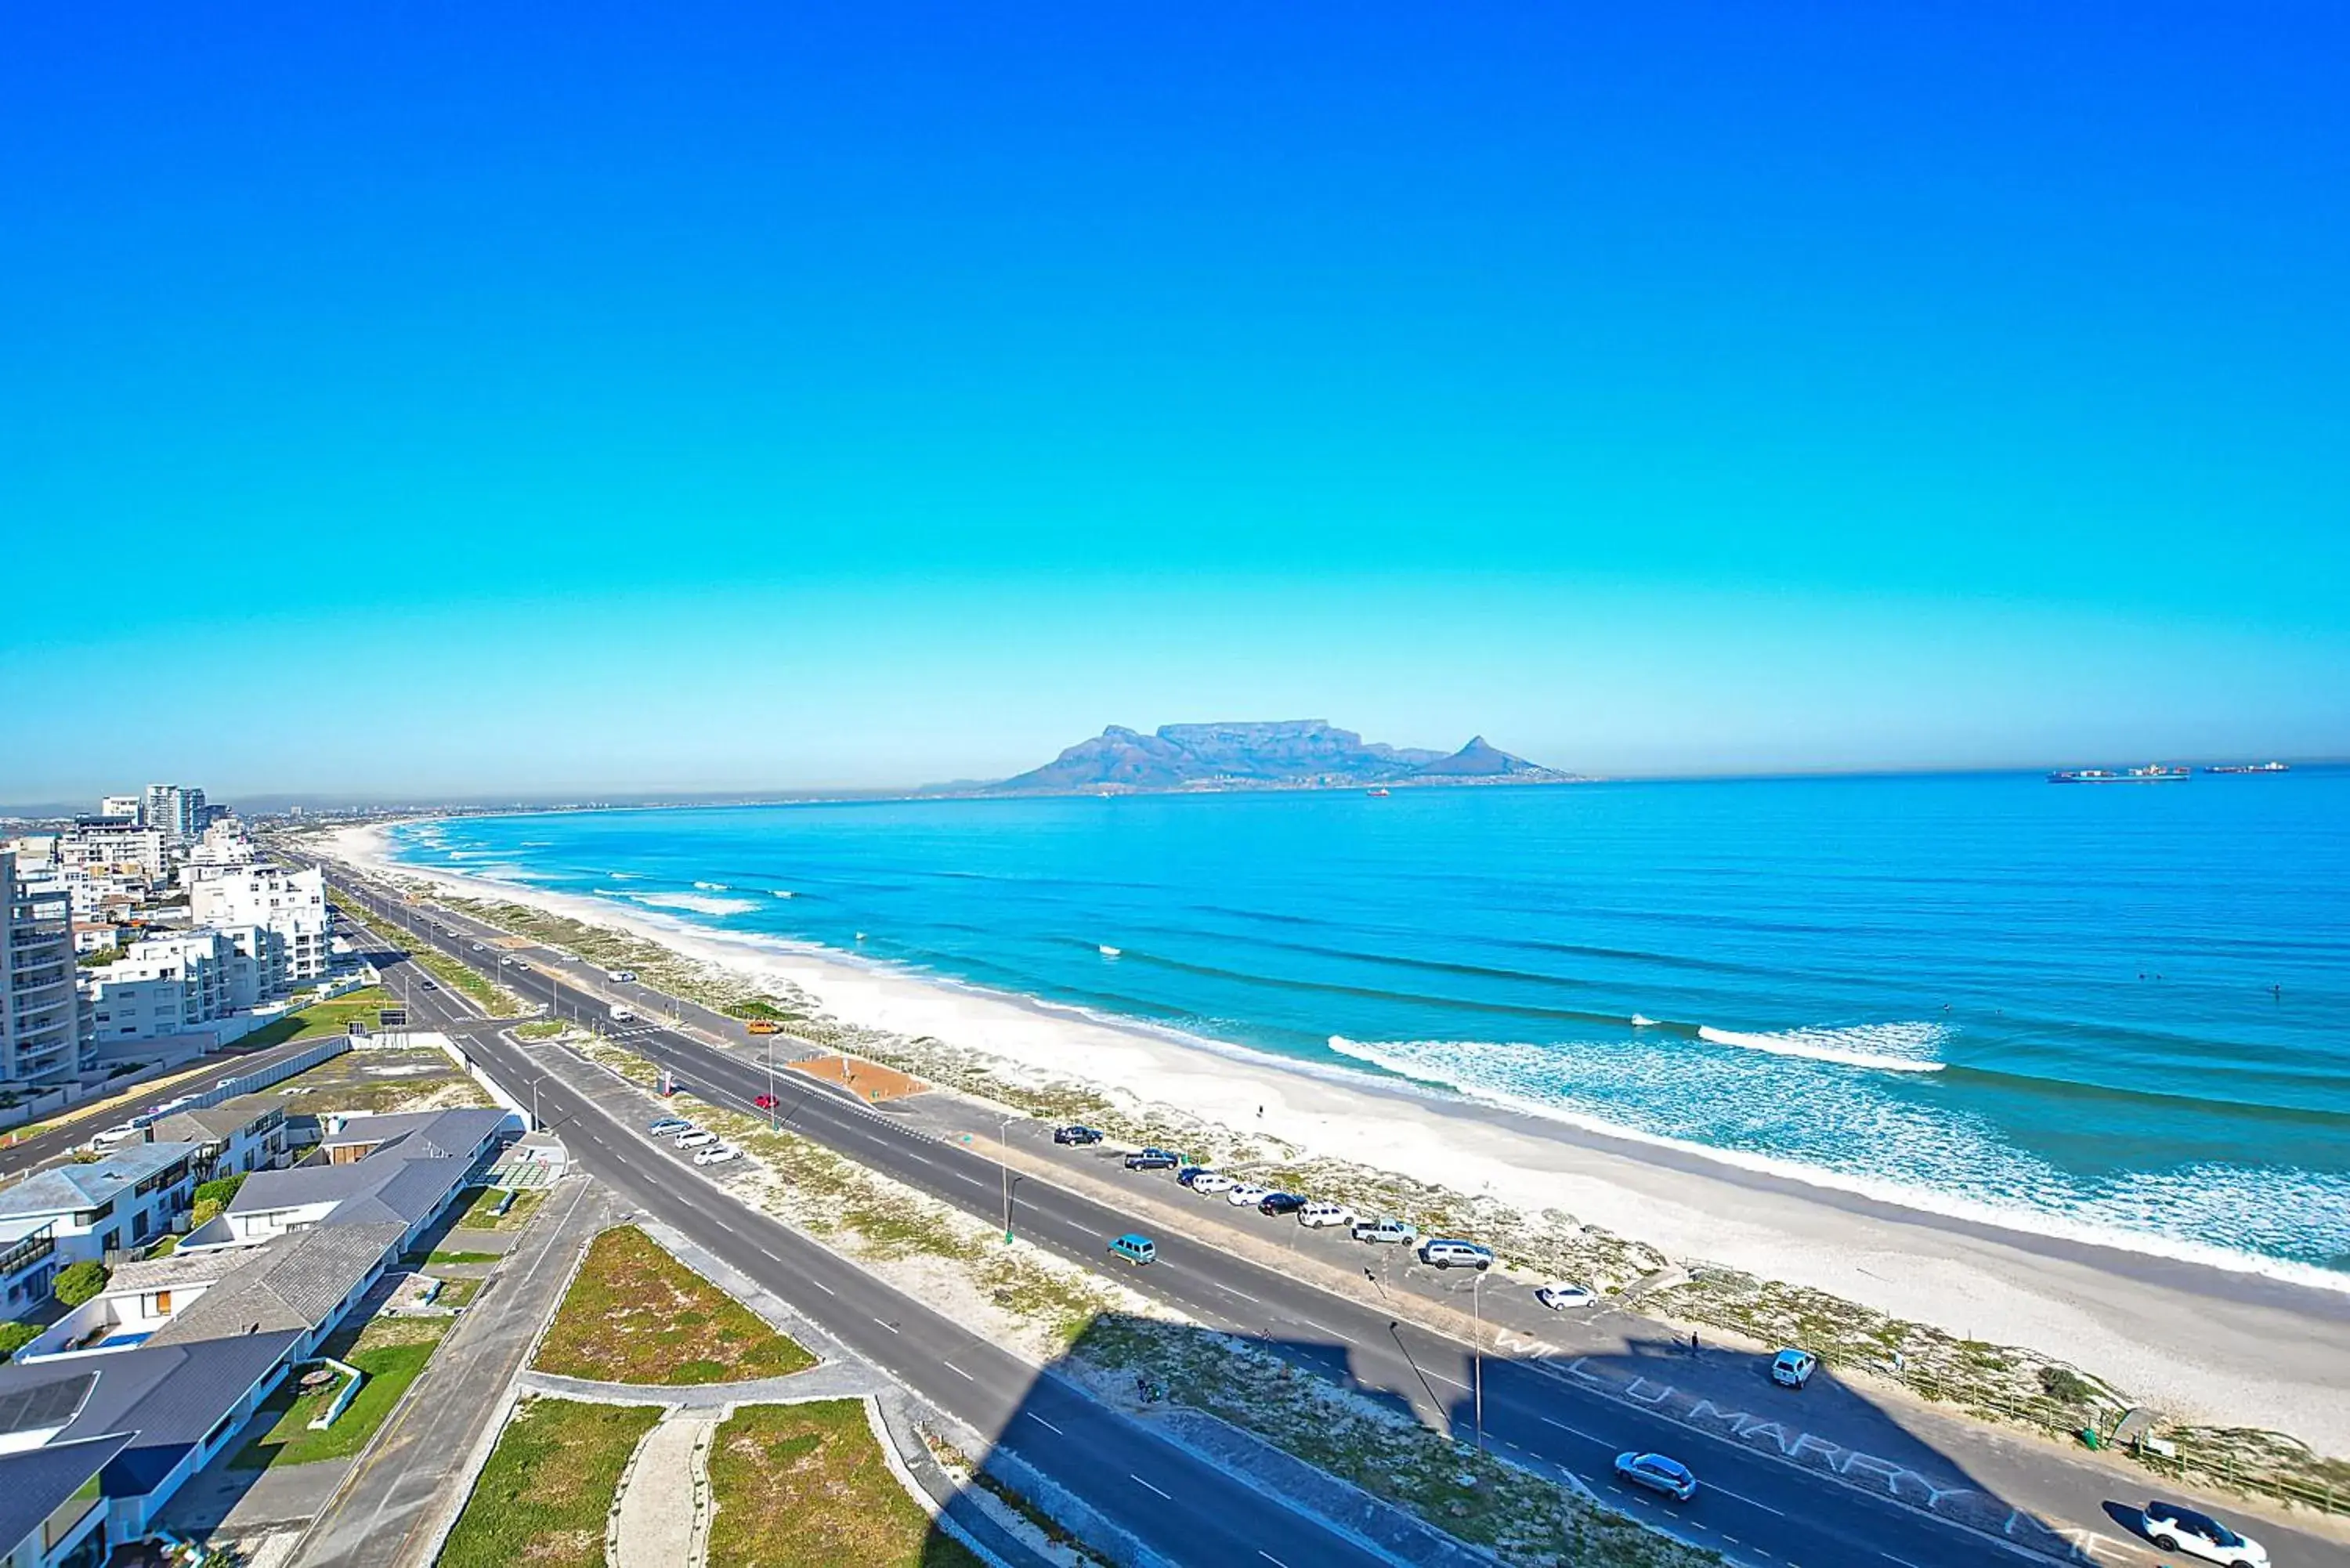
left=1106, top=1234, right=1157, bottom=1266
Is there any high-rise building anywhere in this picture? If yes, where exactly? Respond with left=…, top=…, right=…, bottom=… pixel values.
left=189, top=865, right=329, bottom=984
left=2, top=851, right=86, bottom=1085
left=140, top=784, right=208, bottom=844
left=99, top=794, right=143, bottom=823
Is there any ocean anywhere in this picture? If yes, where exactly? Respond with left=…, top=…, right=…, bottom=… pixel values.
left=382, top=769, right=2350, bottom=1280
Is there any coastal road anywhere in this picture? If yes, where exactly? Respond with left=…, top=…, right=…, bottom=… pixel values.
left=331, top=875, right=2350, bottom=1568
left=343, top=916, right=1400, bottom=1568
left=0, top=1031, right=352, bottom=1180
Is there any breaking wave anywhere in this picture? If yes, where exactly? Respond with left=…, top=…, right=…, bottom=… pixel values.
left=1697, top=1022, right=1947, bottom=1074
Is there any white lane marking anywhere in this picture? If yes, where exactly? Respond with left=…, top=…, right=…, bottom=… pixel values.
left=942, top=1361, right=974, bottom=1381
left=1541, top=1415, right=1606, bottom=1443
left=808, top=1279, right=836, bottom=1295
left=1710, top=1486, right=1786, bottom=1517
left=1029, top=1414, right=1063, bottom=1435
left=1130, top=1473, right=1171, bottom=1501
left=870, top=1317, right=899, bottom=1333
left=1422, top=1368, right=1470, bottom=1390
left=1258, top=1554, right=1290, bottom=1567
left=1218, top=1284, right=1263, bottom=1304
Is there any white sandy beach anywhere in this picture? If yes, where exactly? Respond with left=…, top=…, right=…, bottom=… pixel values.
left=321, top=822, right=2350, bottom=1454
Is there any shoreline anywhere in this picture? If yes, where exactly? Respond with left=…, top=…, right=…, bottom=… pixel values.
left=320, top=819, right=2350, bottom=1454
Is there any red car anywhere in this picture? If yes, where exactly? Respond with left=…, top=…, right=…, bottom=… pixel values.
left=754, top=1094, right=779, bottom=1110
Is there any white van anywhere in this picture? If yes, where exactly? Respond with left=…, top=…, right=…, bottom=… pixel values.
left=609, top=1004, right=637, bottom=1023
left=1298, top=1201, right=1355, bottom=1229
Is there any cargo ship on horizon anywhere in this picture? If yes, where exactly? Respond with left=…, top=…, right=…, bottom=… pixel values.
left=2205, top=761, right=2290, bottom=775
left=2046, top=764, right=2192, bottom=783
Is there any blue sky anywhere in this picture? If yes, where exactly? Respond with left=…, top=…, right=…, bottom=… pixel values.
left=4, top=4, right=2346, bottom=801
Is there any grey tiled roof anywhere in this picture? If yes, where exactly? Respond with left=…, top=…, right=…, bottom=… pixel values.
left=0, top=1143, right=205, bottom=1217
left=229, top=1108, right=500, bottom=1227
left=323, top=1107, right=505, bottom=1160
left=152, top=1093, right=282, bottom=1143
left=0, top=1330, right=303, bottom=1498
left=147, top=1222, right=407, bottom=1346
left=0, top=1432, right=136, bottom=1552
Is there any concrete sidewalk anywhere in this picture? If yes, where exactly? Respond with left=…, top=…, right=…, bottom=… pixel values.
left=291, top=1174, right=615, bottom=1568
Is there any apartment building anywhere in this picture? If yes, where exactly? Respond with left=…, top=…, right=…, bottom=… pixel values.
left=0, top=1143, right=201, bottom=1265
left=138, top=786, right=206, bottom=846
left=188, top=865, right=327, bottom=984
left=1, top=853, right=84, bottom=1086
left=55, top=822, right=165, bottom=884
left=77, top=929, right=273, bottom=1047
left=98, top=795, right=142, bottom=823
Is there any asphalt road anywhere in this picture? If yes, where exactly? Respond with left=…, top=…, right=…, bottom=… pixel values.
left=345, top=917, right=1396, bottom=1568
left=331, top=875, right=2350, bottom=1568
left=0, top=1031, right=345, bottom=1180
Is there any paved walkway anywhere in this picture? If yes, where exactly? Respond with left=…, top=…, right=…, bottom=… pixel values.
left=522, top=1360, right=890, bottom=1407
left=613, top=1411, right=715, bottom=1568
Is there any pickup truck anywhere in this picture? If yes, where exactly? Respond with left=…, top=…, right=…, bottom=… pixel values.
left=1350, top=1218, right=1419, bottom=1245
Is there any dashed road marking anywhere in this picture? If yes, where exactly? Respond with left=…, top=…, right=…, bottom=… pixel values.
left=1029, top=1414, right=1063, bottom=1435
left=1130, top=1473, right=1171, bottom=1501
left=943, top=1361, right=974, bottom=1381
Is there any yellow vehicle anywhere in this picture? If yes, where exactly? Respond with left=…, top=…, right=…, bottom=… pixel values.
left=745, top=1018, right=781, bottom=1035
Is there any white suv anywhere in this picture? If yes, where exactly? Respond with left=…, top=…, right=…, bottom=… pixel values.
left=1418, top=1238, right=1495, bottom=1270
left=1298, top=1201, right=1355, bottom=1229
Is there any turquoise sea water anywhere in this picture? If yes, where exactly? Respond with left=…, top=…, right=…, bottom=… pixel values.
left=385, top=771, right=2350, bottom=1278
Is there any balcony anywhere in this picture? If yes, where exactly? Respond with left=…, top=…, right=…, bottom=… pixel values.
left=0, top=1230, right=55, bottom=1277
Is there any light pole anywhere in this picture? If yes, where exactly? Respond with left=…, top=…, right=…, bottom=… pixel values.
left=531, top=1078, right=540, bottom=1132
left=765, top=1033, right=778, bottom=1133
left=1473, top=1270, right=1485, bottom=1451
left=999, top=1116, right=1015, bottom=1243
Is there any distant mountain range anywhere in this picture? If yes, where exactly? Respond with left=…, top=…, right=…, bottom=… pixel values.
left=985, top=721, right=1576, bottom=794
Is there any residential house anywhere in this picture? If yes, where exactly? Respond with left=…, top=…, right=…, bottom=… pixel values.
left=200, top=1107, right=504, bottom=1255
left=0, top=1144, right=201, bottom=1265
left=0, top=1220, right=60, bottom=1318
left=0, top=1330, right=301, bottom=1548
left=0, top=1431, right=133, bottom=1568
left=146, top=1095, right=288, bottom=1183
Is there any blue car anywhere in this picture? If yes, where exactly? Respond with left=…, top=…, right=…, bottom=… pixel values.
left=1614, top=1451, right=1698, bottom=1502
left=1106, top=1234, right=1157, bottom=1266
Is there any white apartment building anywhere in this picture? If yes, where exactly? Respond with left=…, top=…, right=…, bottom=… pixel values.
left=99, top=794, right=143, bottom=822
left=1, top=854, right=85, bottom=1086
left=189, top=865, right=327, bottom=983
left=79, top=929, right=273, bottom=1046
left=58, top=821, right=167, bottom=883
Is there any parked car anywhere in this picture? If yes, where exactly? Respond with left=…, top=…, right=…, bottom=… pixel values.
left=1298, top=1201, right=1355, bottom=1229
left=1770, top=1348, right=1819, bottom=1389
left=1259, top=1193, right=1307, bottom=1216
left=1226, top=1184, right=1274, bottom=1208
left=647, top=1118, right=692, bottom=1135
left=1350, top=1218, right=1417, bottom=1245
left=675, top=1130, right=718, bottom=1150
left=1418, top=1239, right=1495, bottom=1271
left=1054, top=1125, right=1104, bottom=1145
left=754, top=1094, right=779, bottom=1110
left=90, top=1123, right=143, bottom=1149
left=1535, top=1283, right=1596, bottom=1310
left=1106, top=1233, right=1157, bottom=1266
left=1123, top=1147, right=1180, bottom=1170
left=1614, top=1452, right=1697, bottom=1502
left=1174, top=1166, right=1212, bottom=1186
left=501, top=955, right=522, bottom=966
left=1188, top=1172, right=1238, bottom=1194
left=2142, top=1501, right=2268, bottom=1566
left=693, top=1145, right=740, bottom=1166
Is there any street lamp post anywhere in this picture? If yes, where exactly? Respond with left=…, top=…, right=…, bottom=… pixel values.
left=1473, top=1270, right=1485, bottom=1451
left=999, top=1117, right=1014, bottom=1243
left=766, top=1033, right=778, bottom=1133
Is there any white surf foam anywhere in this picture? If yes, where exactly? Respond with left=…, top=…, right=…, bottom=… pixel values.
left=616, top=891, right=761, bottom=916
left=694, top=880, right=731, bottom=891
left=1099, top=945, right=1123, bottom=957
left=1697, top=1022, right=1947, bottom=1073
left=1629, top=1013, right=1658, bottom=1028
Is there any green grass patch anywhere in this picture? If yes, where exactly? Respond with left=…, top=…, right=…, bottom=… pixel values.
left=439, top=1398, right=660, bottom=1568
left=534, top=1225, right=815, bottom=1386
left=707, top=1400, right=984, bottom=1568
left=514, top=1018, right=565, bottom=1040
left=457, top=1186, right=548, bottom=1230
left=232, top=1321, right=453, bottom=1469
left=230, top=986, right=399, bottom=1051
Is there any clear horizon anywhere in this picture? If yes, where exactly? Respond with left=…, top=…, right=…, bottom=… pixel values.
left=5, top=5, right=2348, bottom=800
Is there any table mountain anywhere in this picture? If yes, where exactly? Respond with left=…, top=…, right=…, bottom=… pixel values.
left=989, top=721, right=1571, bottom=793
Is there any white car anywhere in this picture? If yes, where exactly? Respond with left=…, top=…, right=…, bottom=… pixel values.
left=609, top=1005, right=637, bottom=1023
left=1188, top=1172, right=1237, bottom=1194
left=500, top=955, right=522, bottom=967
left=471, top=941, right=487, bottom=951
left=1297, top=1201, right=1355, bottom=1229
left=606, top=969, right=637, bottom=983
left=1535, top=1283, right=1596, bottom=1310
left=1226, top=1184, right=1274, bottom=1208
left=2142, top=1501, right=2267, bottom=1566
left=675, top=1130, right=718, bottom=1150
left=693, top=1145, right=739, bottom=1166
